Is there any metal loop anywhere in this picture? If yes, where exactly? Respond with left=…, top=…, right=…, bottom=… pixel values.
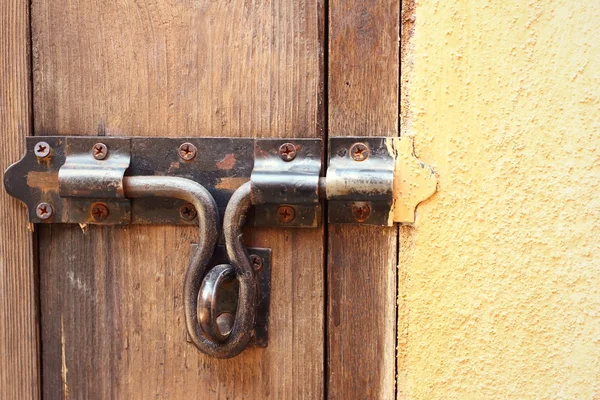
left=198, top=263, right=238, bottom=343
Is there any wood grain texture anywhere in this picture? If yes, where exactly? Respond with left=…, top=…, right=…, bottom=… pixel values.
left=32, top=0, right=324, bottom=398
left=327, top=0, right=399, bottom=398
left=0, top=1, right=41, bottom=398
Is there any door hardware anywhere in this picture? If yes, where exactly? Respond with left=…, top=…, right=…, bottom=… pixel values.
left=4, top=135, right=436, bottom=358
left=195, top=246, right=271, bottom=348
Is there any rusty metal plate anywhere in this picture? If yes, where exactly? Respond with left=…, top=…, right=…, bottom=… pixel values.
left=4, top=136, right=323, bottom=227
left=4, top=137, right=132, bottom=225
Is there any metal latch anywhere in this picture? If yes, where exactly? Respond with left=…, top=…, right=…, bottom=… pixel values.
left=4, top=136, right=436, bottom=358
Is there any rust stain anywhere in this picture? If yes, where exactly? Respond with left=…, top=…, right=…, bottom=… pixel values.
left=216, top=153, right=236, bottom=170
left=215, top=177, right=248, bottom=191
left=167, top=161, right=181, bottom=174
left=27, top=171, right=59, bottom=191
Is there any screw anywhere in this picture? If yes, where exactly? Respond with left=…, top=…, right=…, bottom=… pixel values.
left=92, top=143, right=108, bottom=160
left=34, top=141, right=51, bottom=158
left=178, top=142, right=197, bottom=161
left=277, top=205, right=295, bottom=223
left=351, top=202, right=371, bottom=222
left=279, top=143, right=297, bottom=161
left=350, top=142, right=369, bottom=162
left=249, top=254, right=264, bottom=271
left=36, top=203, right=53, bottom=220
left=179, top=203, right=197, bottom=221
left=91, top=203, right=109, bottom=222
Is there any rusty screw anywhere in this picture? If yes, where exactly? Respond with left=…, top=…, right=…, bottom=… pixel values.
left=34, top=141, right=51, bottom=158
left=91, top=203, right=109, bottom=222
left=249, top=254, right=264, bottom=271
left=36, top=203, right=53, bottom=220
left=92, top=143, right=108, bottom=160
left=279, top=143, right=297, bottom=162
left=351, top=202, right=371, bottom=222
left=178, top=142, right=197, bottom=161
left=179, top=203, right=197, bottom=221
left=277, top=205, right=295, bottom=223
left=350, top=142, right=369, bottom=162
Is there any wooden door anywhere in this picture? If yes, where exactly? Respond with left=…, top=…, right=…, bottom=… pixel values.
left=1, top=0, right=399, bottom=398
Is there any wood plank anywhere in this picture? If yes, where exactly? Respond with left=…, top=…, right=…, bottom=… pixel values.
left=327, top=0, right=399, bottom=398
left=0, top=1, right=41, bottom=398
left=33, top=0, right=324, bottom=398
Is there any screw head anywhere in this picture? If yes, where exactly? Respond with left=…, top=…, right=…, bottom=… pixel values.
left=91, top=203, right=109, bottom=222
left=34, top=142, right=51, bottom=158
left=179, top=203, right=197, bottom=221
left=178, top=142, right=197, bottom=161
left=277, top=205, right=296, bottom=223
left=92, top=143, right=108, bottom=160
left=279, top=143, right=297, bottom=162
left=249, top=254, right=264, bottom=271
left=350, top=142, right=370, bottom=162
left=351, top=202, right=371, bottom=222
left=36, top=203, right=53, bottom=220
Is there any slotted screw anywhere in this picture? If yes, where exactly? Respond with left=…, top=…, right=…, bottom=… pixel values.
left=179, top=203, right=197, bottom=221
left=351, top=202, right=371, bottom=222
left=350, top=143, right=369, bottom=162
left=178, top=142, right=197, bottom=161
left=91, top=203, right=109, bottom=222
left=277, top=205, right=295, bottom=223
left=36, top=203, right=53, bottom=220
left=93, top=143, right=108, bottom=160
left=279, top=143, right=297, bottom=162
left=34, top=142, right=51, bottom=158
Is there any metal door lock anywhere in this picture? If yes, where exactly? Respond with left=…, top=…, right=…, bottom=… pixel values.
left=4, top=136, right=436, bottom=358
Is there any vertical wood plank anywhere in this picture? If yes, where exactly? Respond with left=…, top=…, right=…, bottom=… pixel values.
left=0, top=0, right=41, bottom=398
left=32, top=0, right=324, bottom=398
left=327, top=0, right=399, bottom=398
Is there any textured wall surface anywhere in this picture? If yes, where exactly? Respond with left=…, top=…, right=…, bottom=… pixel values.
left=399, top=1, right=600, bottom=398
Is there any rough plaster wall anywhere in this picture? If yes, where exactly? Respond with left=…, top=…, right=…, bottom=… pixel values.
left=398, top=1, right=600, bottom=398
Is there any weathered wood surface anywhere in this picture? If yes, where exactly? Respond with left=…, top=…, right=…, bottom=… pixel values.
left=328, top=0, right=399, bottom=398
left=33, top=0, right=324, bottom=398
left=0, top=1, right=41, bottom=398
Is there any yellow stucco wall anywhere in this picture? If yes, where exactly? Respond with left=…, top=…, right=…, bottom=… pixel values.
left=399, top=1, right=600, bottom=398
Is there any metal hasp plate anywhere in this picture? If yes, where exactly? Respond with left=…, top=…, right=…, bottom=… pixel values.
left=4, top=137, right=133, bottom=224
left=4, top=137, right=323, bottom=227
left=4, top=136, right=437, bottom=227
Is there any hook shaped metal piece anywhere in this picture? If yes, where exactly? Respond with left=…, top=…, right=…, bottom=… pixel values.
left=125, top=178, right=258, bottom=358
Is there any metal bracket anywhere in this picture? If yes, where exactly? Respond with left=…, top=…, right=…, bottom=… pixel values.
left=4, top=136, right=436, bottom=227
